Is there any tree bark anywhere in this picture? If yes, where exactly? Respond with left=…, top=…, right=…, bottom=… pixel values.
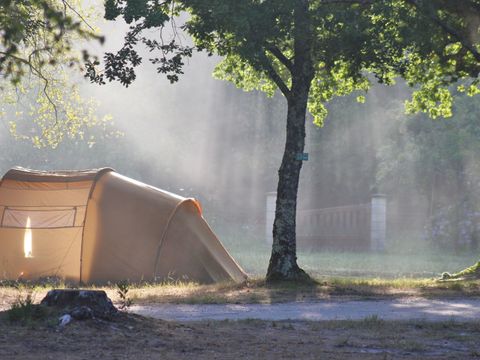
left=266, top=91, right=311, bottom=282
left=266, top=0, right=314, bottom=282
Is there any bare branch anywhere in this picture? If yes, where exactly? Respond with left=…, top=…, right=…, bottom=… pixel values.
left=62, top=0, right=95, bottom=32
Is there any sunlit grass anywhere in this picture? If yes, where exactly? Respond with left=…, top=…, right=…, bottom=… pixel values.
left=1, top=275, right=480, bottom=307
left=121, top=276, right=480, bottom=304
left=219, top=234, right=479, bottom=278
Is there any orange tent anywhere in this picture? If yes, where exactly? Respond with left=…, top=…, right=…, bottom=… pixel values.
left=0, top=168, right=246, bottom=284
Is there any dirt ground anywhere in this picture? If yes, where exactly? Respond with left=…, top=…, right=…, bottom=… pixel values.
left=1, top=310, right=480, bottom=360
left=131, top=298, right=480, bottom=322
left=2, top=281, right=480, bottom=359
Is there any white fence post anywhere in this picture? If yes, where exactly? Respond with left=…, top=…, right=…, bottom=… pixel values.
left=371, top=194, right=387, bottom=251
left=265, top=192, right=277, bottom=244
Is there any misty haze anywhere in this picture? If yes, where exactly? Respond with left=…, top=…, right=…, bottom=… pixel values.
left=1, top=12, right=480, bottom=280
left=5, top=2, right=480, bottom=359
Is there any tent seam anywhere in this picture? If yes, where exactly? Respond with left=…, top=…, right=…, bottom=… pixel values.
left=152, top=199, right=198, bottom=280
left=79, top=168, right=115, bottom=284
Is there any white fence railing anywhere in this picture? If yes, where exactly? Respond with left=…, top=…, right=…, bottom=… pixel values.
left=266, top=194, right=386, bottom=251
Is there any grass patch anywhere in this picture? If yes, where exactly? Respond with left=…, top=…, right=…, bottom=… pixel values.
left=4, top=291, right=53, bottom=325
left=124, top=276, right=480, bottom=304
left=1, top=275, right=479, bottom=309
left=218, top=233, right=480, bottom=278
left=1, top=276, right=480, bottom=307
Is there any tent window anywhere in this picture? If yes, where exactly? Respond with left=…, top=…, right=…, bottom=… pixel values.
left=2, top=208, right=76, bottom=229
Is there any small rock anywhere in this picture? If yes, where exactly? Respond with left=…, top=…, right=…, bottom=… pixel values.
left=59, top=314, right=72, bottom=327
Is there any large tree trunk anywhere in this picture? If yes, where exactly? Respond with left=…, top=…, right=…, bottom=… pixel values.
left=266, top=0, right=313, bottom=283
left=266, top=91, right=311, bottom=282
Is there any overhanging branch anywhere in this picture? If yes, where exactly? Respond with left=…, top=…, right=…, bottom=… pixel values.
left=406, top=0, right=480, bottom=63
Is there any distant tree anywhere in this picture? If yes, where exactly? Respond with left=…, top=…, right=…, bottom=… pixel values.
left=377, top=92, right=480, bottom=250
left=92, top=0, right=480, bottom=282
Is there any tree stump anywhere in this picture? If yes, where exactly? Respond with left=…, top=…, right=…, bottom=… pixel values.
left=41, top=289, right=118, bottom=320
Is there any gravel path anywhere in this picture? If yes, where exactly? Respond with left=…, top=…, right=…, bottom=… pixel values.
left=131, top=298, right=480, bottom=322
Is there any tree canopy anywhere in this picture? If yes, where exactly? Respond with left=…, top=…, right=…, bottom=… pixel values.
left=93, top=1, right=480, bottom=121
left=94, top=0, right=480, bottom=281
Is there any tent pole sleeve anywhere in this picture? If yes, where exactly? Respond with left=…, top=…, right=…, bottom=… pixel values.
left=152, top=199, right=196, bottom=280
left=79, top=169, right=115, bottom=284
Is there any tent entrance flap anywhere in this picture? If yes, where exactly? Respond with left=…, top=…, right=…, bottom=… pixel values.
left=2, top=207, right=78, bottom=229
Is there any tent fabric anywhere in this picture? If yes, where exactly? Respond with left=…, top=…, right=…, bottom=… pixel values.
left=0, top=167, right=246, bottom=284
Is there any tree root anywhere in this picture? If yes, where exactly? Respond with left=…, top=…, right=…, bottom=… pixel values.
left=440, top=261, right=480, bottom=281
left=266, top=265, right=315, bottom=285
